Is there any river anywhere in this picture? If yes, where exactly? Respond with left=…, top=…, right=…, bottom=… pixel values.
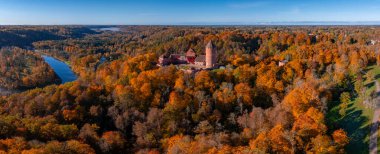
left=42, top=55, right=77, bottom=84
left=0, top=88, right=19, bottom=96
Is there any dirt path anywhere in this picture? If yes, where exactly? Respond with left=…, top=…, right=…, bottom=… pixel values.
left=370, top=81, right=380, bottom=154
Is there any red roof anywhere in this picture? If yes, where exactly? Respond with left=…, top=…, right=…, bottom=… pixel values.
left=186, top=48, right=196, bottom=57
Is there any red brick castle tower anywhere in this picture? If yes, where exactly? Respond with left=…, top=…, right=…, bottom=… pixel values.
left=205, top=41, right=217, bottom=68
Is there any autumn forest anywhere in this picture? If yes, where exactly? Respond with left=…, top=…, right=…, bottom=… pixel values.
left=0, top=25, right=380, bottom=153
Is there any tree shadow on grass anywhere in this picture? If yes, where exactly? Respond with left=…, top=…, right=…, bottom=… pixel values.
left=363, top=67, right=373, bottom=72
left=365, top=81, right=375, bottom=89
left=327, top=101, right=370, bottom=154
left=375, top=74, right=380, bottom=80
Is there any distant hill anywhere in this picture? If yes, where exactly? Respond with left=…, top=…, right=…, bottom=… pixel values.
left=0, top=26, right=98, bottom=48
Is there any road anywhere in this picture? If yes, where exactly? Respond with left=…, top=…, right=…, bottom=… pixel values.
left=370, top=81, right=380, bottom=154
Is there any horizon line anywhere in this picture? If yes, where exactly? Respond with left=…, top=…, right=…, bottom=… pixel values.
left=2, top=21, right=380, bottom=26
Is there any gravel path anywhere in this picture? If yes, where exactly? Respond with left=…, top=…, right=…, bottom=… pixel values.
left=370, top=81, right=380, bottom=154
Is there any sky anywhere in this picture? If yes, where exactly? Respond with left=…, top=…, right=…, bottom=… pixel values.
left=1, top=0, right=380, bottom=25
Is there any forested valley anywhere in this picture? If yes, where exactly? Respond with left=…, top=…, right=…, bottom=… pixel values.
left=0, top=47, right=60, bottom=91
left=0, top=25, right=380, bottom=153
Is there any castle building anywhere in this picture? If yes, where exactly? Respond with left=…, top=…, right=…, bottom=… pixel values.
left=278, top=60, right=288, bottom=67
left=158, top=41, right=218, bottom=68
left=186, top=48, right=196, bottom=64
left=195, top=55, right=205, bottom=66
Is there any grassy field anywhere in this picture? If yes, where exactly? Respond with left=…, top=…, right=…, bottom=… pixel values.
left=326, top=65, right=380, bottom=154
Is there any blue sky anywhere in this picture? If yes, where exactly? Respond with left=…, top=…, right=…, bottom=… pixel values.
left=1, top=0, right=380, bottom=25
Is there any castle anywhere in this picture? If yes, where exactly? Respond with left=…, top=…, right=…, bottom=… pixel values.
left=158, top=41, right=218, bottom=69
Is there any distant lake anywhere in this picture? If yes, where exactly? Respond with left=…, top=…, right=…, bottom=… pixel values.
left=42, top=55, right=77, bottom=83
left=95, top=27, right=121, bottom=32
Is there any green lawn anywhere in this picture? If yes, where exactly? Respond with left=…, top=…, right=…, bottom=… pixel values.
left=326, top=65, right=380, bottom=154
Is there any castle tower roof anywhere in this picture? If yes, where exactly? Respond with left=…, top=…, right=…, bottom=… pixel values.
left=206, top=41, right=214, bottom=48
